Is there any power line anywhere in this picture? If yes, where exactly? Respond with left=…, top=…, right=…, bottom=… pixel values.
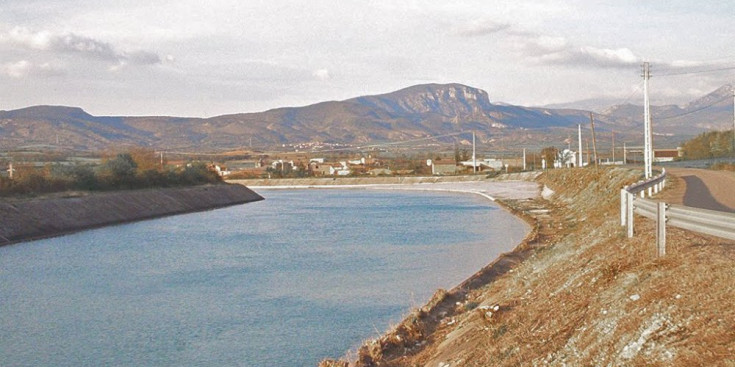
left=656, top=64, right=735, bottom=77
left=656, top=93, right=733, bottom=121
left=588, top=81, right=644, bottom=120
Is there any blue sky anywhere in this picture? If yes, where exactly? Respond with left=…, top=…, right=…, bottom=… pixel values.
left=1, top=0, right=734, bottom=117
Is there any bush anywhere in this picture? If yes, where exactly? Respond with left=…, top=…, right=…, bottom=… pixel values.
left=0, top=150, right=223, bottom=197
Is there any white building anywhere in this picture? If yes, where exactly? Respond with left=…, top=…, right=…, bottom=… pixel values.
left=555, top=149, right=578, bottom=168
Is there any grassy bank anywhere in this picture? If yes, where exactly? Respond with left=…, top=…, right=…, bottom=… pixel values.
left=322, top=167, right=735, bottom=366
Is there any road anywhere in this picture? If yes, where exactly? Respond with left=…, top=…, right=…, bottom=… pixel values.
left=659, top=167, right=735, bottom=212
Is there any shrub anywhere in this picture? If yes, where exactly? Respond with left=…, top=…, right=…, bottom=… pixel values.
left=0, top=150, right=222, bottom=197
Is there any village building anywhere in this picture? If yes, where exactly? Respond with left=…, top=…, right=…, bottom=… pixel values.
left=654, top=148, right=681, bottom=162
left=367, top=168, right=392, bottom=176
left=308, top=161, right=333, bottom=176
left=555, top=149, right=579, bottom=168
left=213, top=165, right=231, bottom=177
left=427, top=159, right=460, bottom=175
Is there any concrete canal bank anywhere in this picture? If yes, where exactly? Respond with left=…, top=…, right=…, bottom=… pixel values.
left=0, top=184, right=263, bottom=246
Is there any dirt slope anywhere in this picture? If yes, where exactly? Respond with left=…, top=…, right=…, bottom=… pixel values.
left=321, top=167, right=735, bottom=366
left=0, top=184, right=263, bottom=246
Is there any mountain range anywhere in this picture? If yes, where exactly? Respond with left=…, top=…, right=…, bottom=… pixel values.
left=1, top=83, right=733, bottom=152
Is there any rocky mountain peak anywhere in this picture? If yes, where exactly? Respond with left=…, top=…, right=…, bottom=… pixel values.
left=352, top=83, right=493, bottom=118
left=686, top=84, right=733, bottom=110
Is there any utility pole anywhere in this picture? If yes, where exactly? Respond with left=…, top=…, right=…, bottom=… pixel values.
left=612, top=131, right=616, bottom=163
left=8, top=162, right=13, bottom=179
left=623, top=142, right=627, bottom=164
left=578, top=124, right=583, bottom=167
left=472, top=131, right=477, bottom=174
left=523, top=148, right=527, bottom=171
left=590, top=113, right=598, bottom=166
left=642, top=62, right=653, bottom=179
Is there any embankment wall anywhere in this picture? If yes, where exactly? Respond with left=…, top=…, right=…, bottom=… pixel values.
left=0, top=184, right=263, bottom=246
left=228, top=173, right=537, bottom=187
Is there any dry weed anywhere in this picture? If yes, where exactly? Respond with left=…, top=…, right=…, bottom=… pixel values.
left=324, top=167, right=735, bottom=366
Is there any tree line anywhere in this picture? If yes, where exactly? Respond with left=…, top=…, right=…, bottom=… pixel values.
left=680, top=130, right=735, bottom=160
left=0, top=148, right=222, bottom=197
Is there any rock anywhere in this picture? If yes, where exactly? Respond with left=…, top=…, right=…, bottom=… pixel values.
left=318, top=359, right=348, bottom=367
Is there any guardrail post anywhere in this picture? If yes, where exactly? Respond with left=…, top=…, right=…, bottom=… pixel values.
left=620, top=189, right=627, bottom=226
left=627, top=192, right=634, bottom=238
left=656, top=202, right=666, bottom=257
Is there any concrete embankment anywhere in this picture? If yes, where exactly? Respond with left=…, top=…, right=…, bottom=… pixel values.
left=229, top=173, right=538, bottom=188
left=0, top=184, right=263, bottom=246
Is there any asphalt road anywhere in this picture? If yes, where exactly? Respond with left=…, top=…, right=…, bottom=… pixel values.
left=660, top=167, right=735, bottom=212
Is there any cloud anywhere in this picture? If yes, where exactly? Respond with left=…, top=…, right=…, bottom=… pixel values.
left=452, top=19, right=510, bottom=37
left=521, top=35, right=569, bottom=55
left=0, top=60, right=64, bottom=78
left=3, top=26, right=53, bottom=49
left=0, top=60, right=31, bottom=78
left=452, top=20, right=640, bottom=69
left=577, top=47, right=639, bottom=67
left=542, top=46, right=640, bottom=68
left=1, top=26, right=162, bottom=66
left=126, top=50, right=162, bottom=65
left=519, top=34, right=641, bottom=68
left=53, top=33, right=119, bottom=61
left=312, top=68, right=330, bottom=80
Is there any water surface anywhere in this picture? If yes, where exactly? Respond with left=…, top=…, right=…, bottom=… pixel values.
left=0, top=189, right=528, bottom=366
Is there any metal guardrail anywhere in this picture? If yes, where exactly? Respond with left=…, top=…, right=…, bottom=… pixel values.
left=620, top=168, right=735, bottom=256
left=667, top=204, right=735, bottom=241
left=619, top=169, right=667, bottom=229
left=626, top=169, right=667, bottom=197
left=633, top=197, right=658, bottom=220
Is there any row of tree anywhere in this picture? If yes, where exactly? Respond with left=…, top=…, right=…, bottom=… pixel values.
left=0, top=148, right=222, bottom=197
left=680, top=130, right=735, bottom=160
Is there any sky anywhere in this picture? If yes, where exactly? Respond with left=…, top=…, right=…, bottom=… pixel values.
left=1, top=0, right=735, bottom=117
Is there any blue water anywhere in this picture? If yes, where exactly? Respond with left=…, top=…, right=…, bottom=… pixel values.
left=0, top=189, right=528, bottom=367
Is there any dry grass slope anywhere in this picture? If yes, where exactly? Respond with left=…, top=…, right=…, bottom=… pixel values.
left=321, top=167, right=735, bottom=367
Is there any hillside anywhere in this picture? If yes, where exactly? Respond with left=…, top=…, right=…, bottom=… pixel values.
left=602, top=85, right=735, bottom=135
left=321, top=167, right=735, bottom=366
left=6, top=83, right=732, bottom=152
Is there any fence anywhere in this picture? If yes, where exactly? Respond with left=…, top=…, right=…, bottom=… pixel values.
left=620, top=168, right=735, bottom=256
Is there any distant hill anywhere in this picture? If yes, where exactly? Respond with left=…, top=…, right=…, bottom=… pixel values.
left=601, top=84, right=734, bottom=135
left=1, top=83, right=733, bottom=152
left=542, top=97, right=629, bottom=113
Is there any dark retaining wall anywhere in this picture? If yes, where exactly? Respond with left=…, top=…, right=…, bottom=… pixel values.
left=0, top=184, right=263, bottom=246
